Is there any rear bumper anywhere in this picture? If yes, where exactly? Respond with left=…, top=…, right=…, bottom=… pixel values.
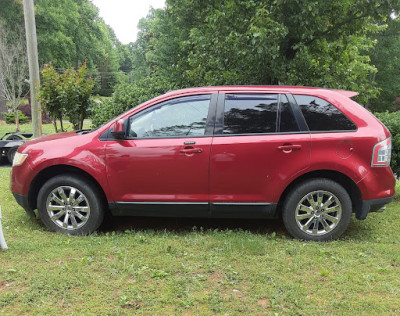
left=356, top=197, right=393, bottom=220
left=12, top=193, right=35, bottom=218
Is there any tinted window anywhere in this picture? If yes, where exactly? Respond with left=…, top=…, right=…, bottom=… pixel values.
left=279, top=95, right=300, bottom=132
left=294, top=95, right=356, bottom=131
left=223, top=94, right=278, bottom=134
left=128, top=95, right=210, bottom=138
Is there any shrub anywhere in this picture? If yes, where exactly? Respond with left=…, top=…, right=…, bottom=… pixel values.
left=4, top=111, right=30, bottom=124
left=374, top=111, right=400, bottom=176
left=39, top=62, right=96, bottom=131
left=90, top=75, right=174, bottom=127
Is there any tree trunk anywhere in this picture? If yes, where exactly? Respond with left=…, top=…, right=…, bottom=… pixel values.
left=59, top=117, right=64, bottom=132
left=14, top=108, right=20, bottom=132
left=0, top=61, right=6, bottom=121
left=52, top=118, right=58, bottom=133
left=0, top=91, right=5, bottom=122
left=79, top=111, right=84, bottom=130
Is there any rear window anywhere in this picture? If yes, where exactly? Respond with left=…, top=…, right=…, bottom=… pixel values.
left=294, top=95, right=356, bottom=132
left=223, top=94, right=278, bottom=134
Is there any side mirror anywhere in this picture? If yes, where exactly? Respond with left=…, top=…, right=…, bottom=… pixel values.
left=111, top=119, right=125, bottom=140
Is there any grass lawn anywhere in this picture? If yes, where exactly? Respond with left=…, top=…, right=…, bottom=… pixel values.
left=0, top=169, right=399, bottom=315
left=0, top=122, right=92, bottom=136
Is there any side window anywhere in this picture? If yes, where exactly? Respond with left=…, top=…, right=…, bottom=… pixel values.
left=128, top=95, right=211, bottom=138
left=223, top=94, right=278, bottom=134
left=279, top=95, right=300, bottom=132
left=294, top=95, right=357, bottom=131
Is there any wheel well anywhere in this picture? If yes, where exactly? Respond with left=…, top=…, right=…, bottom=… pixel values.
left=276, top=170, right=362, bottom=216
left=28, top=165, right=108, bottom=212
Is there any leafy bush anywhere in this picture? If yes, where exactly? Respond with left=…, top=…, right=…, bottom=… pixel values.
left=4, top=111, right=29, bottom=124
left=90, top=75, right=174, bottom=127
left=39, top=63, right=96, bottom=131
left=374, top=111, right=400, bottom=176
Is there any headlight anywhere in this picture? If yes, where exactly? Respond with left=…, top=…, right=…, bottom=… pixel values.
left=12, top=152, right=28, bottom=167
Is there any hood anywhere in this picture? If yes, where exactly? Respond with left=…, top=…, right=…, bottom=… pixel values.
left=18, top=131, right=91, bottom=153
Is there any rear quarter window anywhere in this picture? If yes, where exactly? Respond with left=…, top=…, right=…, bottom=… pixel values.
left=294, top=95, right=357, bottom=132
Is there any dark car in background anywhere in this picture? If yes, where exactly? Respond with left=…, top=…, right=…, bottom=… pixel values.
left=0, top=132, right=32, bottom=164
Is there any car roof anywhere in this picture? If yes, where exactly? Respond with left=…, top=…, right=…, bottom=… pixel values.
left=162, top=86, right=358, bottom=98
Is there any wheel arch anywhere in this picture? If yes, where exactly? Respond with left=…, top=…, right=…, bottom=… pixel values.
left=276, top=170, right=362, bottom=216
left=28, top=165, right=108, bottom=213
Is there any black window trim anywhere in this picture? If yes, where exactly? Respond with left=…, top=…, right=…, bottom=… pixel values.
left=286, top=94, right=309, bottom=132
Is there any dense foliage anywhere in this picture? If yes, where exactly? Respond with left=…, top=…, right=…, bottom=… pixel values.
left=369, top=17, right=400, bottom=111
left=129, top=0, right=400, bottom=105
left=4, top=110, right=29, bottom=125
left=39, top=63, right=96, bottom=131
left=0, top=0, right=133, bottom=96
left=374, top=111, right=400, bottom=176
left=90, top=0, right=400, bottom=126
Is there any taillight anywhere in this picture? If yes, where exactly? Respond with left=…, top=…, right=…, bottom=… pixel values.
left=372, top=137, right=392, bottom=167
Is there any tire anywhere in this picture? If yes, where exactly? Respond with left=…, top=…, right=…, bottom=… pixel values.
left=37, top=174, right=105, bottom=235
left=7, top=147, right=18, bottom=164
left=0, top=153, right=8, bottom=164
left=282, top=178, right=352, bottom=241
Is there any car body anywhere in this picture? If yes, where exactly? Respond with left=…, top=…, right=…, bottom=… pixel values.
left=10, top=86, right=395, bottom=240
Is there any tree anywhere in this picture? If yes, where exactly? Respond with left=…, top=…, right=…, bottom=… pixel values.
left=39, top=62, right=96, bottom=131
left=0, top=21, right=29, bottom=131
left=0, top=0, right=121, bottom=97
left=131, top=0, right=400, bottom=103
left=369, top=16, right=400, bottom=111
left=34, top=0, right=119, bottom=95
left=0, top=0, right=23, bottom=121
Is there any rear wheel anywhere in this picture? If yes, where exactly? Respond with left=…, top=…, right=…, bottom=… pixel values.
left=282, top=178, right=352, bottom=241
left=37, top=174, right=105, bottom=235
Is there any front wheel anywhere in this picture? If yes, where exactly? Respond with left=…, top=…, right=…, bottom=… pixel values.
left=282, top=179, right=352, bottom=241
left=37, top=174, right=105, bottom=235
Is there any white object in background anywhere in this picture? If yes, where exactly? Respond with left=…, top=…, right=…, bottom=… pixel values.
left=0, top=206, right=8, bottom=250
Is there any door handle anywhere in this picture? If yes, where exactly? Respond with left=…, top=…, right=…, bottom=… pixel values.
left=277, top=144, right=302, bottom=153
left=180, top=147, right=203, bottom=155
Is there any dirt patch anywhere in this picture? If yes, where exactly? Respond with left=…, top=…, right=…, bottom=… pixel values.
left=208, top=271, right=223, bottom=286
left=0, top=280, right=11, bottom=293
left=257, top=297, right=270, bottom=309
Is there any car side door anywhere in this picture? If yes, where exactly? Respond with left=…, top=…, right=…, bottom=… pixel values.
left=105, top=93, right=217, bottom=216
left=209, top=92, right=311, bottom=218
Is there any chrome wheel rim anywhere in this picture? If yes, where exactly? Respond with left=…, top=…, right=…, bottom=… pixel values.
left=295, top=190, right=342, bottom=236
left=46, top=186, right=90, bottom=230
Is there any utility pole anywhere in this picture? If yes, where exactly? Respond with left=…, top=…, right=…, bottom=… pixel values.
left=23, top=0, right=42, bottom=137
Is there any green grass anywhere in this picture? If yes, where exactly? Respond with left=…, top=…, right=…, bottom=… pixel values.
left=0, top=170, right=399, bottom=314
left=0, top=122, right=92, bottom=137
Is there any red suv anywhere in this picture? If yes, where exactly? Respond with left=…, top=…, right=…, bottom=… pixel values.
left=10, top=86, right=395, bottom=241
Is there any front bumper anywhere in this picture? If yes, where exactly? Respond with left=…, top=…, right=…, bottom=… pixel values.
left=12, top=193, right=36, bottom=218
left=356, top=197, right=393, bottom=220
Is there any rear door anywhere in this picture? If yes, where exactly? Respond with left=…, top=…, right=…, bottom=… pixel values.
left=209, top=92, right=311, bottom=217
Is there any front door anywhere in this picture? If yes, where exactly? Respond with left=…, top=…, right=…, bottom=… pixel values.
left=105, top=94, right=215, bottom=216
